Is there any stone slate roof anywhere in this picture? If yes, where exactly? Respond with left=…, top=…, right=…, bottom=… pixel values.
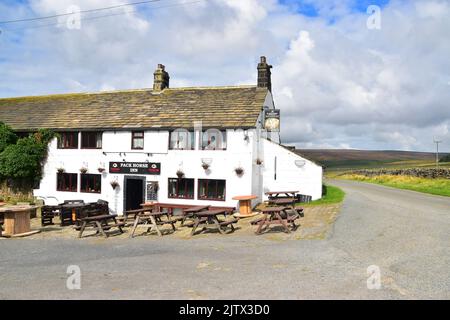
left=0, top=86, right=268, bottom=131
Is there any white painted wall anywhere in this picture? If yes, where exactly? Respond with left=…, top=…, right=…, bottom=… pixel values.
left=261, top=139, right=323, bottom=200
left=34, top=129, right=255, bottom=214
left=34, top=126, right=323, bottom=214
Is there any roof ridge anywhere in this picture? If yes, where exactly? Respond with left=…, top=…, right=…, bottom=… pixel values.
left=0, top=85, right=260, bottom=101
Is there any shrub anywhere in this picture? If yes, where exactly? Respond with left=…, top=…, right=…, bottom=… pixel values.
left=0, top=129, right=55, bottom=184
left=0, top=122, right=17, bottom=153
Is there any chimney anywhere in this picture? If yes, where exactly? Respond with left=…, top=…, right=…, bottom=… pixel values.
left=257, top=56, right=272, bottom=91
left=153, top=64, right=170, bottom=92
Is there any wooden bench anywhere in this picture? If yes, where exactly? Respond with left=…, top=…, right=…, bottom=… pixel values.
left=129, top=211, right=179, bottom=238
left=78, top=214, right=124, bottom=238
left=219, top=217, right=239, bottom=232
left=255, top=206, right=301, bottom=234
left=190, top=209, right=238, bottom=236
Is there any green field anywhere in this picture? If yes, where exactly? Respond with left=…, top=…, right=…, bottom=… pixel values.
left=295, top=149, right=450, bottom=171
left=337, top=174, right=450, bottom=197
left=300, top=185, right=346, bottom=206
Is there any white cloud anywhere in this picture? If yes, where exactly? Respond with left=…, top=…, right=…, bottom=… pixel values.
left=0, top=0, right=449, bottom=152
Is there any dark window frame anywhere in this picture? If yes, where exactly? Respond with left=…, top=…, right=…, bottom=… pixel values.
left=198, top=179, right=226, bottom=201
left=57, top=132, right=79, bottom=149
left=81, top=131, right=103, bottom=149
left=168, top=178, right=195, bottom=199
left=80, top=174, right=102, bottom=194
left=131, top=131, right=144, bottom=150
left=56, top=173, right=78, bottom=192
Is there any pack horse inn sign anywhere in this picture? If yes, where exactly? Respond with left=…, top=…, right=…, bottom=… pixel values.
left=109, top=162, right=161, bottom=175
left=264, top=109, right=280, bottom=131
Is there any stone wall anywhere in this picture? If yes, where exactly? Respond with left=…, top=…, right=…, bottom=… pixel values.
left=349, top=168, right=450, bottom=179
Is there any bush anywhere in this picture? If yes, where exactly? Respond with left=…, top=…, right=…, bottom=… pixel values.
left=0, top=129, right=55, bottom=184
left=0, top=122, right=17, bottom=153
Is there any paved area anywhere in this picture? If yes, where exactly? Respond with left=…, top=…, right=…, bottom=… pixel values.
left=0, top=180, right=449, bottom=299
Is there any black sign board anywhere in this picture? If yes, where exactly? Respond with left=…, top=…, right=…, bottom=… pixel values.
left=109, top=162, right=161, bottom=175
left=264, top=108, right=280, bottom=131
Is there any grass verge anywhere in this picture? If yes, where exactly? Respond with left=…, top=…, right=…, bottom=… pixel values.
left=338, top=174, right=450, bottom=197
left=300, top=185, right=346, bottom=206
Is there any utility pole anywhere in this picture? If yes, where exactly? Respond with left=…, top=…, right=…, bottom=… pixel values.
left=433, top=139, right=442, bottom=168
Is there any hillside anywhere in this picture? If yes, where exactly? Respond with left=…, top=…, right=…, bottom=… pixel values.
left=295, top=149, right=449, bottom=170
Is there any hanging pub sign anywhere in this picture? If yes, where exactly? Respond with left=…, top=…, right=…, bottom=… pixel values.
left=109, top=162, right=161, bottom=175
left=264, top=109, right=280, bottom=131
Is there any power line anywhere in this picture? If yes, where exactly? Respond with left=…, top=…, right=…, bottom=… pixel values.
left=2, top=0, right=208, bottom=33
left=0, top=0, right=164, bottom=25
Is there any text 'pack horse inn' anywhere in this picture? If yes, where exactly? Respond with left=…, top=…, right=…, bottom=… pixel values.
left=0, top=57, right=323, bottom=214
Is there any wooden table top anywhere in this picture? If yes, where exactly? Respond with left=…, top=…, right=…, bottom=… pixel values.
left=140, top=203, right=156, bottom=207
left=232, top=195, right=258, bottom=200
left=270, top=198, right=296, bottom=204
left=195, top=209, right=228, bottom=217
left=261, top=206, right=286, bottom=213
left=265, top=191, right=298, bottom=195
left=183, top=205, right=210, bottom=213
left=81, top=214, right=117, bottom=221
left=0, top=205, right=39, bottom=213
left=126, top=208, right=152, bottom=214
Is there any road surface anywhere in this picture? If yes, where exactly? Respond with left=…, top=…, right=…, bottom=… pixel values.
left=0, top=180, right=448, bottom=299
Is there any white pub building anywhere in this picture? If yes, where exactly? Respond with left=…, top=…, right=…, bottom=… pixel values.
left=0, top=57, right=322, bottom=214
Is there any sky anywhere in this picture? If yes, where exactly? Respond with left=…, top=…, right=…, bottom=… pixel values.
left=0, top=0, right=449, bottom=152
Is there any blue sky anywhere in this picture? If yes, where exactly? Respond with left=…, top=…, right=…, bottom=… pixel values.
left=279, top=0, right=390, bottom=16
left=0, top=0, right=449, bottom=152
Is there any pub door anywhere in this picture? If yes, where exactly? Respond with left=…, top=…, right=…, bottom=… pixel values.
left=124, top=176, right=145, bottom=212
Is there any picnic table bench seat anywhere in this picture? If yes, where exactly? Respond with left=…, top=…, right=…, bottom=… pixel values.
left=190, top=209, right=238, bottom=236
left=78, top=214, right=124, bottom=238
left=219, top=217, right=239, bottom=226
left=254, top=206, right=304, bottom=234
left=129, top=211, right=179, bottom=238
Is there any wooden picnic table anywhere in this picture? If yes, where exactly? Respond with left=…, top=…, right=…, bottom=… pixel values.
left=129, top=211, right=181, bottom=238
left=269, top=197, right=297, bottom=206
left=254, top=206, right=300, bottom=235
left=190, top=209, right=238, bottom=236
left=124, top=207, right=152, bottom=219
left=181, top=205, right=210, bottom=226
left=78, top=214, right=125, bottom=238
left=140, top=202, right=156, bottom=209
left=265, top=191, right=298, bottom=199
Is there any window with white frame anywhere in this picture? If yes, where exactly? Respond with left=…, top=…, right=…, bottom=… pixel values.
left=169, top=130, right=195, bottom=150
left=201, top=129, right=227, bottom=150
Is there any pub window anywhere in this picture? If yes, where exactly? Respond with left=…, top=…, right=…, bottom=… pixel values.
left=57, top=173, right=78, bottom=192
left=198, top=179, right=226, bottom=201
left=169, top=130, right=195, bottom=150
left=80, top=174, right=101, bottom=194
left=57, top=132, right=78, bottom=149
left=81, top=132, right=102, bottom=149
left=131, top=131, right=144, bottom=150
left=168, top=178, right=194, bottom=199
left=201, top=130, right=227, bottom=150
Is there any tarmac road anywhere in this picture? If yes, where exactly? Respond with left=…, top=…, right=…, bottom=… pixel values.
left=0, top=179, right=448, bottom=299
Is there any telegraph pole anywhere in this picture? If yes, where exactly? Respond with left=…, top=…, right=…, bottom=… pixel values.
left=433, top=139, right=442, bottom=168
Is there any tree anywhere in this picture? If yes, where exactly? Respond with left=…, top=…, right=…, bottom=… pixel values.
left=0, top=122, right=17, bottom=153
left=0, top=129, right=55, bottom=185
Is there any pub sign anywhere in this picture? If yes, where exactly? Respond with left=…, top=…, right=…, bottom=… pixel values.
left=109, top=162, right=161, bottom=175
left=264, top=109, right=280, bottom=131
